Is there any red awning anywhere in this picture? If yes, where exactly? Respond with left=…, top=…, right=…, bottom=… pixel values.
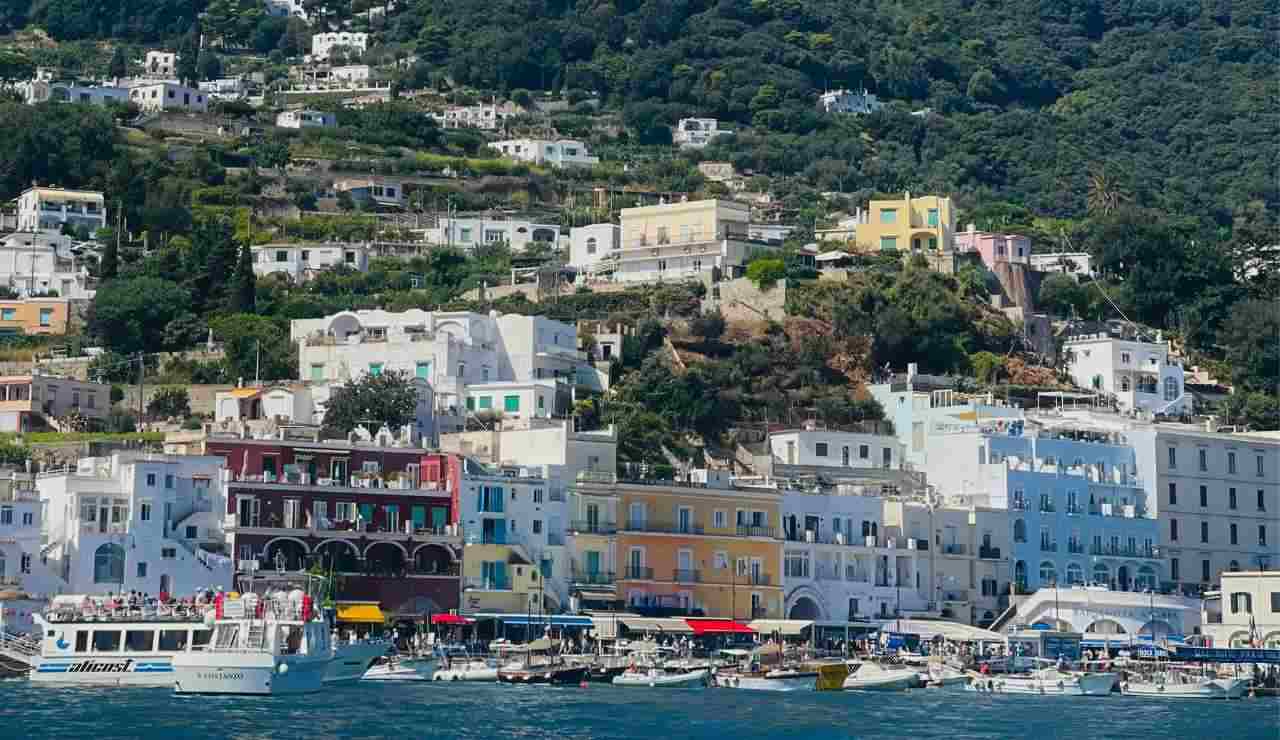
left=686, top=619, right=755, bottom=635
left=432, top=613, right=475, bottom=625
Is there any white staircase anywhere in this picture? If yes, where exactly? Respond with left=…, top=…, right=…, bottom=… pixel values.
left=0, top=629, right=39, bottom=671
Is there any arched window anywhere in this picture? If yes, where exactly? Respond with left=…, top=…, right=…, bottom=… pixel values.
left=1013, top=519, right=1026, bottom=543
left=585, top=237, right=597, bottom=255
left=1229, top=560, right=1240, bottom=572
left=1014, top=560, right=1027, bottom=589
left=1091, top=562, right=1110, bottom=586
left=1039, top=561, right=1057, bottom=585
left=1164, top=377, right=1179, bottom=401
left=94, top=543, right=125, bottom=584
left=1066, top=562, right=1084, bottom=585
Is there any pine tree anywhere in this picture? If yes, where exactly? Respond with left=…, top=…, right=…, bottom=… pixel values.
left=99, top=213, right=120, bottom=280
left=108, top=47, right=127, bottom=80
left=232, top=241, right=256, bottom=313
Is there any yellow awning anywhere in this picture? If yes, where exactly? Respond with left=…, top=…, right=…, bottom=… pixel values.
left=336, top=604, right=385, bottom=623
left=228, top=388, right=261, bottom=398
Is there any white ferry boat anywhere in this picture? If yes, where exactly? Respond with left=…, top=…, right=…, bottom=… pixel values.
left=29, top=595, right=212, bottom=686
left=172, top=590, right=333, bottom=695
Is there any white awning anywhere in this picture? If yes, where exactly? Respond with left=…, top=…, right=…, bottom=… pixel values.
left=815, top=250, right=853, bottom=262
left=619, top=617, right=694, bottom=634
left=748, top=619, right=813, bottom=636
left=880, top=619, right=1003, bottom=642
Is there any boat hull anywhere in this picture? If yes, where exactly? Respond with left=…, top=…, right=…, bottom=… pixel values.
left=966, top=672, right=1117, bottom=696
left=1121, top=677, right=1249, bottom=699
left=713, top=673, right=815, bottom=691
left=173, top=654, right=331, bottom=695
left=613, top=669, right=708, bottom=688
left=363, top=658, right=437, bottom=682
left=30, top=656, right=176, bottom=687
left=842, top=673, right=920, bottom=691
left=497, top=665, right=588, bottom=685
left=435, top=663, right=499, bottom=682
left=324, top=641, right=389, bottom=684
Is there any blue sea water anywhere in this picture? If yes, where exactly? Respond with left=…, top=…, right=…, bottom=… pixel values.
left=1, top=681, right=1277, bottom=740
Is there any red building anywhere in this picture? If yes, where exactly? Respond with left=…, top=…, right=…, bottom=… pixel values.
left=206, top=436, right=464, bottom=616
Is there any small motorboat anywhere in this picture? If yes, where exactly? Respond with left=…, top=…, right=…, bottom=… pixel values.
left=434, top=657, right=499, bottom=682
left=967, top=667, right=1117, bottom=696
left=362, top=655, right=436, bottom=681
left=1120, top=672, right=1249, bottom=699
left=613, top=666, right=708, bottom=688
left=842, top=661, right=922, bottom=691
left=922, top=662, right=969, bottom=688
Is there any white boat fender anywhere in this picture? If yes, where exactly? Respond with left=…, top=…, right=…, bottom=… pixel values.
left=278, top=663, right=289, bottom=675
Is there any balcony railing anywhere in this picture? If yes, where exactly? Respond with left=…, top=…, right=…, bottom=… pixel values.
left=624, top=519, right=705, bottom=536
left=570, top=570, right=616, bottom=586
left=462, top=576, right=511, bottom=591
left=623, top=566, right=654, bottom=580
left=570, top=520, right=617, bottom=535
left=1065, top=504, right=1084, bottom=515
left=1010, top=500, right=1027, bottom=511
left=673, top=568, right=701, bottom=584
left=978, top=546, right=1001, bottom=560
left=1090, top=544, right=1159, bottom=558
left=942, top=590, right=970, bottom=603
left=736, top=525, right=780, bottom=539
left=751, top=607, right=768, bottom=619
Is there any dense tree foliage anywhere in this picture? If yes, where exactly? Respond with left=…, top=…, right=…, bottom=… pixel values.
left=322, top=371, right=420, bottom=436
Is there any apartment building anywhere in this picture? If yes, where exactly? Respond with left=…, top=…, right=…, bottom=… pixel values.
left=853, top=192, right=956, bottom=254
left=459, top=465, right=567, bottom=613
left=0, top=298, right=70, bottom=335
left=953, top=228, right=1031, bottom=269
left=769, top=428, right=902, bottom=472
left=819, top=88, right=884, bottom=115
left=128, top=82, right=208, bottom=113
left=251, top=242, right=370, bottom=282
left=0, top=374, right=111, bottom=432
left=1200, top=570, right=1280, bottom=648
left=311, top=32, right=368, bottom=61
left=489, top=138, right=599, bottom=168
left=276, top=109, right=337, bottom=129
left=672, top=118, right=730, bottom=149
left=1064, top=330, right=1188, bottom=416
left=144, top=51, right=177, bottom=78
left=16, top=186, right=106, bottom=234
left=0, top=230, right=96, bottom=299
left=568, top=223, right=620, bottom=269
left=575, top=199, right=780, bottom=285
left=37, top=453, right=233, bottom=596
left=0, top=472, right=65, bottom=595
left=208, top=436, right=462, bottom=616
left=334, top=178, right=406, bottom=208
left=422, top=216, right=561, bottom=253
left=1131, top=426, right=1279, bottom=594
left=569, top=472, right=785, bottom=620
left=431, top=101, right=523, bottom=130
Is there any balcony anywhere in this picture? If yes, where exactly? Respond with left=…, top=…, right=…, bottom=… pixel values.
left=570, top=520, right=617, bottom=535
left=1039, top=542, right=1058, bottom=553
left=1010, top=500, right=1028, bottom=511
left=736, top=525, right=781, bottom=539
left=462, top=576, right=511, bottom=591
left=1067, top=542, right=1085, bottom=554
left=941, top=543, right=966, bottom=556
left=223, top=515, right=461, bottom=545
left=570, top=570, right=616, bottom=586
left=751, top=607, right=768, bottom=619
left=624, top=519, right=705, bottom=536
left=623, top=566, right=654, bottom=580
left=673, top=568, right=701, bottom=584
left=1089, top=544, right=1159, bottom=559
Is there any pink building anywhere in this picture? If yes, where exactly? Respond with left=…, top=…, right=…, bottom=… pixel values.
left=955, top=229, right=1031, bottom=269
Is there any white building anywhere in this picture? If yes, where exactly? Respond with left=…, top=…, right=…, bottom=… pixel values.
left=820, top=88, right=884, bottom=115
left=568, top=223, right=620, bottom=271
left=673, top=118, right=730, bottom=149
left=276, top=109, right=337, bottom=129
left=144, top=51, right=177, bottom=78
left=769, top=428, right=902, bottom=471
left=1064, top=330, right=1188, bottom=416
left=0, top=230, right=96, bottom=299
left=37, top=453, right=234, bottom=597
left=311, top=32, right=368, bottom=61
left=489, top=138, right=599, bottom=168
left=333, top=178, right=406, bottom=208
left=264, top=0, right=308, bottom=19
left=1201, top=570, right=1280, bottom=648
left=424, top=217, right=560, bottom=253
left=291, top=309, right=605, bottom=431
left=0, top=472, right=66, bottom=596
left=441, top=419, right=617, bottom=492
left=994, top=585, right=1202, bottom=640
left=198, top=77, right=249, bottom=100
left=1030, top=252, right=1095, bottom=279
left=128, top=82, right=208, bottom=113
left=432, top=101, right=523, bottom=130
left=16, top=187, right=105, bottom=234
left=250, top=242, right=370, bottom=282
left=576, top=198, right=780, bottom=285
left=20, top=80, right=129, bottom=107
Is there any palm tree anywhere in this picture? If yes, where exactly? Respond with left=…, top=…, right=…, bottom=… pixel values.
left=1086, top=172, right=1131, bottom=216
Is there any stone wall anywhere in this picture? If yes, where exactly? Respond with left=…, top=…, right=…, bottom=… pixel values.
left=119, top=383, right=237, bottom=417
left=701, top=276, right=788, bottom=322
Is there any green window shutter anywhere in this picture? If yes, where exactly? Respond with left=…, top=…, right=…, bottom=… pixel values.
left=504, top=395, right=520, bottom=412
left=478, top=396, right=492, bottom=410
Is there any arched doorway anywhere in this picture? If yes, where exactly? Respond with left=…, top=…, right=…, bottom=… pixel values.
left=1228, top=631, right=1251, bottom=648
left=365, top=542, right=406, bottom=577
left=1138, top=620, right=1174, bottom=638
left=1135, top=566, right=1156, bottom=591
left=265, top=538, right=308, bottom=572
left=789, top=596, right=820, bottom=621
left=94, top=543, right=125, bottom=584
left=1014, top=560, right=1027, bottom=590
left=316, top=540, right=360, bottom=572
left=1116, top=565, right=1131, bottom=591
left=1086, top=619, right=1126, bottom=635
left=1066, top=562, right=1084, bottom=585
left=413, top=544, right=453, bottom=575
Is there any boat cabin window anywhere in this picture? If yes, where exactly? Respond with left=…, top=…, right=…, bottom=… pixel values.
left=75, top=631, right=89, bottom=652
left=124, top=630, right=155, bottom=652
left=92, top=630, right=122, bottom=652
left=192, top=629, right=212, bottom=650
left=158, top=629, right=189, bottom=652
left=279, top=625, right=303, bottom=654
left=214, top=624, right=241, bottom=649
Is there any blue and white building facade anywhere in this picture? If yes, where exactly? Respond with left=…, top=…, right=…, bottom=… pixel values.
left=872, top=372, right=1163, bottom=596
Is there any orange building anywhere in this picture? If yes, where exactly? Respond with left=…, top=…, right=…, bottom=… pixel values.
left=0, top=298, right=70, bottom=335
left=569, top=474, right=784, bottom=620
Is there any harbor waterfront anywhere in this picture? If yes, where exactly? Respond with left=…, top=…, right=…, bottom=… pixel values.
left=1, top=681, right=1276, bottom=740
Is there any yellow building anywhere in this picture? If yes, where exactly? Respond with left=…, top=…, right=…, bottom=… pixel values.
left=570, top=473, right=784, bottom=620
left=0, top=299, right=70, bottom=335
left=854, top=192, right=956, bottom=254
left=459, top=542, right=547, bottom=614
